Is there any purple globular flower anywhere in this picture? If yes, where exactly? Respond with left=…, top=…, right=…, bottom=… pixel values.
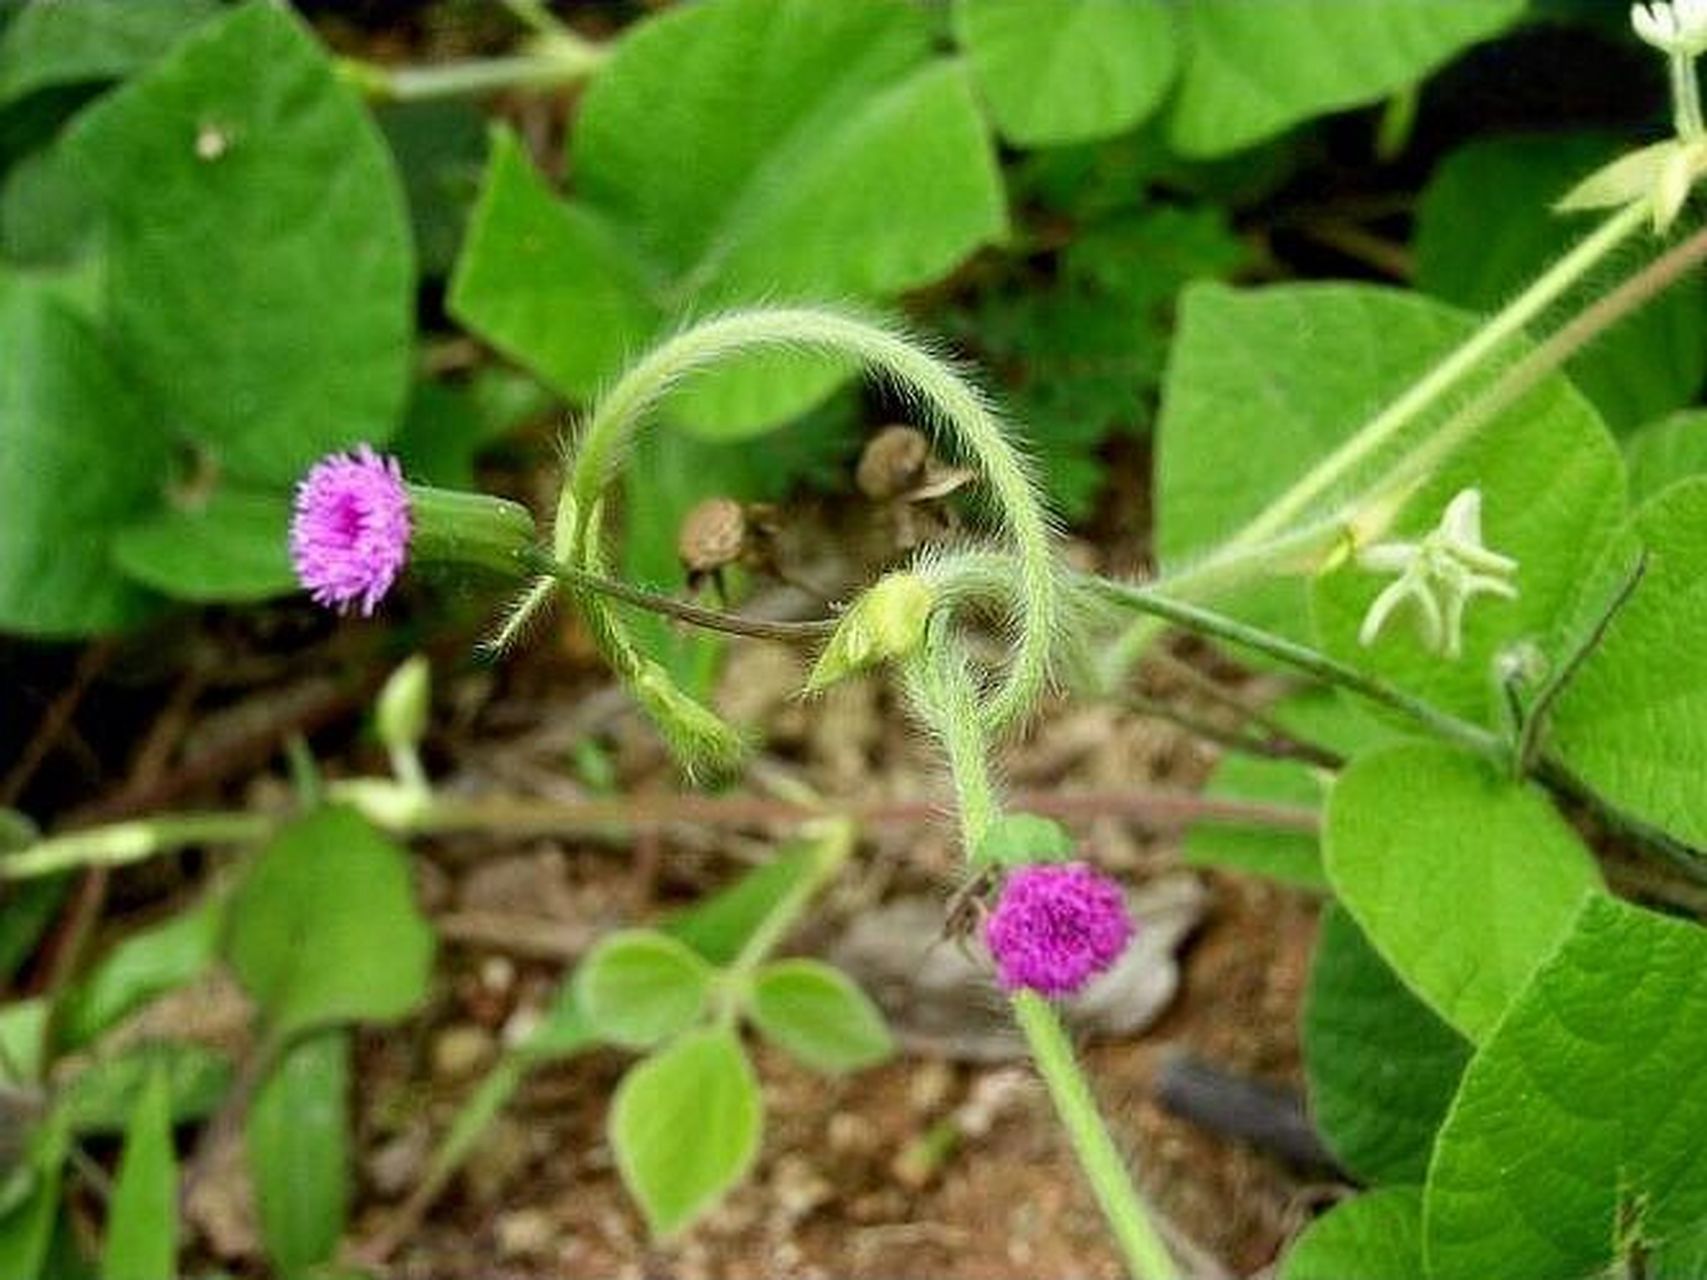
left=985, top=862, right=1133, bottom=998
left=290, top=446, right=411, bottom=616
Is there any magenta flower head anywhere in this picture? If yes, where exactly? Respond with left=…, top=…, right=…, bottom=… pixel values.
left=985, top=862, right=1133, bottom=998
left=290, top=446, right=412, bottom=616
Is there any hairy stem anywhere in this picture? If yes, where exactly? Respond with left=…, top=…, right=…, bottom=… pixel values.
left=535, top=306, right=1058, bottom=740
left=1101, top=198, right=1652, bottom=679
left=1012, top=992, right=1181, bottom=1280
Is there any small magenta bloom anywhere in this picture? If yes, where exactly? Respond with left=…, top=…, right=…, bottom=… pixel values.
left=985, top=862, right=1133, bottom=997
left=290, top=446, right=411, bottom=616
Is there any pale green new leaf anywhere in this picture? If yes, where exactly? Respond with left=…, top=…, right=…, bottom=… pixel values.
left=576, top=930, right=714, bottom=1049
left=113, top=489, right=294, bottom=603
left=1280, top=1187, right=1424, bottom=1280
left=1168, top=0, right=1522, bottom=158
left=246, top=1031, right=349, bottom=1276
left=65, top=0, right=412, bottom=483
left=1324, top=743, right=1600, bottom=1043
left=1425, top=896, right=1707, bottom=1280
left=101, top=1067, right=176, bottom=1280
left=610, top=1026, right=761, bottom=1238
left=748, top=959, right=893, bottom=1074
left=952, top=0, right=1176, bottom=147
left=1552, top=479, right=1707, bottom=847
left=226, top=806, right=434, bottom=1038
left=1304, top=907, right=1468, bottom=1184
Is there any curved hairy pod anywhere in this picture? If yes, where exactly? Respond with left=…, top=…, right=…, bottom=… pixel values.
left=513, top=306, right=1060, bottom=772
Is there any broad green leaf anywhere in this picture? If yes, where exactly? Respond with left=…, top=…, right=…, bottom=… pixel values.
left=1167, top=0, right=1522, bottom=158
left=1324, top=743, right=1600, bottom=1043
left=973, top=813, right=1077, bottom=870
left=575, top=930, right=713, bottom=1050
left=1183, top=689, right=1396, bottom=889
left=226, top=806, right=433, bottom=1038
left=59, top=894, right=224, bottom=1050
left=0, top=279, right=168, bottom=636
left=112, top=489, right=293, bottom=604
left=0, top=0, right=220, bottom=105
left=1415, top=135, right=1707, bottom=431
left=1552, top=479, right=1707, bottom=847
left=1279, top=1187, right=1424, bottom=1280
left=65, top=0, right=412, bottom=483
left=0, top=134, right=99, bottom=267
left=1425, top=896, right=1707, bottom=1280
left=1303, top=907, right=1469, bottom=1184
left=452, top=0, right=1005, bottom=436
left=610, top=1026, right=760, bottom=1238
left=392, top=381, right=490, bottom=491
left=1157, top=283, right=1623, bottom=706
left=1309, top=379, right=1623, bottom=728
left=448, top=128, right=655, bottom=405
left=101, top=1067, right=175, bottom=1280
left=1626, top=409, right=1707, bottom=504
left=57, top=1042, right=230, bottom=1135
left=246, top=1030, right=348, bottom=1276
left=952, top=0, right=1176, bottom=147
left=747, top=959, right=892, bottom=1074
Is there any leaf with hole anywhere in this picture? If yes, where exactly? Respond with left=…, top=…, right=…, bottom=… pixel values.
left=64, top=0, right=412, bottom=483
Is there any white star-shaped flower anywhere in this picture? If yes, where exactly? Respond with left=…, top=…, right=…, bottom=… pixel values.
left=1357, top=489, right=1518, bottom=660
left=1634, top=0, right=1707, bottom=56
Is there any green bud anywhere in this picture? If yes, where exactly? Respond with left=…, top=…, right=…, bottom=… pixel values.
left=375, top=655, right=431, bottom=755
left=407, top=485, right=538, bottom=580
left=631, top=658, right=749, bottom=783
left=805, top=572, right=935, bottom=694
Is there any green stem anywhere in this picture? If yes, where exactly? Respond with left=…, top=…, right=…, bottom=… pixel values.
left=1012, top=992, right=1181, bottom=1280
left=1674, top=53, right=1706, bottom=141
left=726, top=819, right=854, bottom=978
left=904, top=636, right=1002, bottom=851
left=339, top=33, right=606, bottom=103
left=2, top=812, right=272, bottom=880
left=1080, top=577, right=1502, bottom=759
left=1101, top=198, right=1650, bottom=679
